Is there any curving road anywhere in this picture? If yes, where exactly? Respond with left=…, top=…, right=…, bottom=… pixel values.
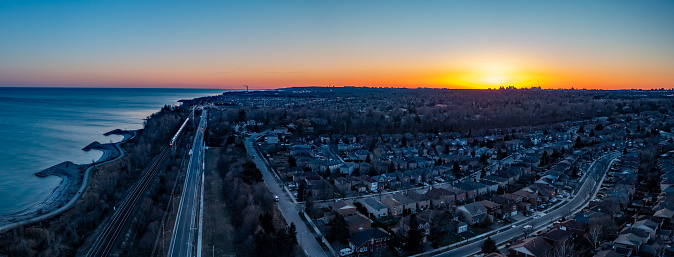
left=428, top=152, right=620, bottom=257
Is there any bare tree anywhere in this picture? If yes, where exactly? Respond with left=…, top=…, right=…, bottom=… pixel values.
left=553, top=240, right=575, bottom=257
left=586, top=224, right=601, bottom=249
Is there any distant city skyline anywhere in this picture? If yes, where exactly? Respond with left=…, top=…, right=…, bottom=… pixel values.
left=1, top=1, right=673, bottom=90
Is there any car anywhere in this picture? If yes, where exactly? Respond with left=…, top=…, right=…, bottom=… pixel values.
left=274, top=195, right=280, bottom=202
left=339, top=248, right=354, bottom=256
left=511, top=224, right=517, bottom=228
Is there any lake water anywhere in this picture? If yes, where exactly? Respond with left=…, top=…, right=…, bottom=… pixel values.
left=0, top=87, right=225, bottom=215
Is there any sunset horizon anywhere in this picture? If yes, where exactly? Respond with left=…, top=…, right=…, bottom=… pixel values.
left=1, top=1, right=672, bottom=90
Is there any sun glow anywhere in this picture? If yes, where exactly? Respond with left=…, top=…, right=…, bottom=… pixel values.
left=480, top=75, right=509, bottom=85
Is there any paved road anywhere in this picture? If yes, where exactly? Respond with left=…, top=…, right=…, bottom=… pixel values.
left=168, top=110, right=207, bottom=257
left=246, top=134, right=329, bottom=257
left=87, top=145, right=173, bottom=257
left=431, top=152, right=620, bottom=257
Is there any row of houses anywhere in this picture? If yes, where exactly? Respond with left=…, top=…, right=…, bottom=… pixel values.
left=602, top=151, right=674, bottom=256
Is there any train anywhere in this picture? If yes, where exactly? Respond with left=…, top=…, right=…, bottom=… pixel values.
left=170, top=117, right=190, bottom=146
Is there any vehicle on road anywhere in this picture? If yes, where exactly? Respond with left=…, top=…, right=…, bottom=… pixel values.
left=274, top=195, right=280, bottom=202
left=339, top=247, right=354, bottom=256
left=511, top=224, right=517, bottom=228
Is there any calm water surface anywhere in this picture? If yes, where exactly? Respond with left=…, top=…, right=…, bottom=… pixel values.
left=0, top=88, right=224, bottom=215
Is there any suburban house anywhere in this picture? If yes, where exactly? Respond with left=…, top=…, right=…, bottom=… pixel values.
left=345, top=213, right=372, bottom=234
left=357, top=175, right=378, bottom=192
left=425, top=188, right=455, bottom=208
left=407, top=191, right=431, bottom=211
left=381, top=197, right=404, bottom=216
left=508, top=236, right=552, bottom=257
left=333, top=200, right=357, bottom=217
left=349, top=228, right=390, bottom=255
left=361, top=197, right=389, bottom=218
left=481, top=200, right=505, bottom=219
left=456, top=202, right=488, bottom=225
left=391, top=193, right=417, bottom=214
left=455, top=181, right=489, bottom=196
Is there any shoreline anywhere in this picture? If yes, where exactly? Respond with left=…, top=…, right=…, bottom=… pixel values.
left=0, top=129, right=137, bottom=226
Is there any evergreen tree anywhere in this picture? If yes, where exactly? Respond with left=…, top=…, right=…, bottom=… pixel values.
left=288, top=155, right=297, bottom=168
left=480, top=153, right=488, bottom=165
left=481, top=237, right=498, bottom=254
left=404, top=214, right=424, bottom=253
left=365, top=153, right=371, bottom=163
left=259, top=212, right=275, bottom=234
left=242, top=161, right=263, bottom=184
left=327, top=213, right=350, bottom=245
left=288, top=223, right=298, bottom=246
left=452, top=161, right=461, bottom=177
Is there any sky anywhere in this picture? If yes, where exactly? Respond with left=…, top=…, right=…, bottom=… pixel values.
left=0, top=1, right=673, bottom=90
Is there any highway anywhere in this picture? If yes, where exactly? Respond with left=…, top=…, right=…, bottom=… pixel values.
left=168, top=110, right=207, bottom=257
left=429, top=152, right=620, bottom=257
left=87, top=145, right=172, bottom=257
left=245, top=133, right=329, bottom=257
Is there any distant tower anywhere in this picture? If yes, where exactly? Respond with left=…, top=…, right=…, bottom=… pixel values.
left=243, top=85, right=248, bottom=92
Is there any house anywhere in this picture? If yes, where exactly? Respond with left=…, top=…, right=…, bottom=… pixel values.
left=345, top=213, right=372, bottom=234
left=361, top=197, right=388, bottom=218
left=491, top=196, right=518, bottom=217
left=425, top=188, right=455, bottom=208
left=481, top=200, right=505, bottom=219
left=392, top=193, right=418, bottom=214
left=332, top=200, right=358, bottom=217
left=305, top=179, right=334, bottom=199
left=445, top=186, right=468, bottom=203
left=349, top=228, right=390, bottom=255
left=480, top=180, right=499, bottom=194
left=381, top=197, right=404, bottom=216
left=613, top=232, right=647, bottom=255
left=539, top=228, right=572, bottom=247
left=333, top=177, right=352, bottom=196
left=555, top=219, right=587, bottom=236
left=357, top=175, right=378, bottom=192
left=407, top=191, right=431, bottom=211
left=482, top=175, right=509, bottom=188
left=456, top=202, right=487, bottom=225
left=339, top=162, right=359, bottom=176
left=455, top=181, right=489, bottom=196
left=631, top=219, right=659, bottom=238
left=508, top=236, right=552, bottom=257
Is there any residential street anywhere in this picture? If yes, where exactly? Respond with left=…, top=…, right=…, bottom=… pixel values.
left=432, top=152, right=620, bottom=257
left=245, top=133, right=330, bottom=257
